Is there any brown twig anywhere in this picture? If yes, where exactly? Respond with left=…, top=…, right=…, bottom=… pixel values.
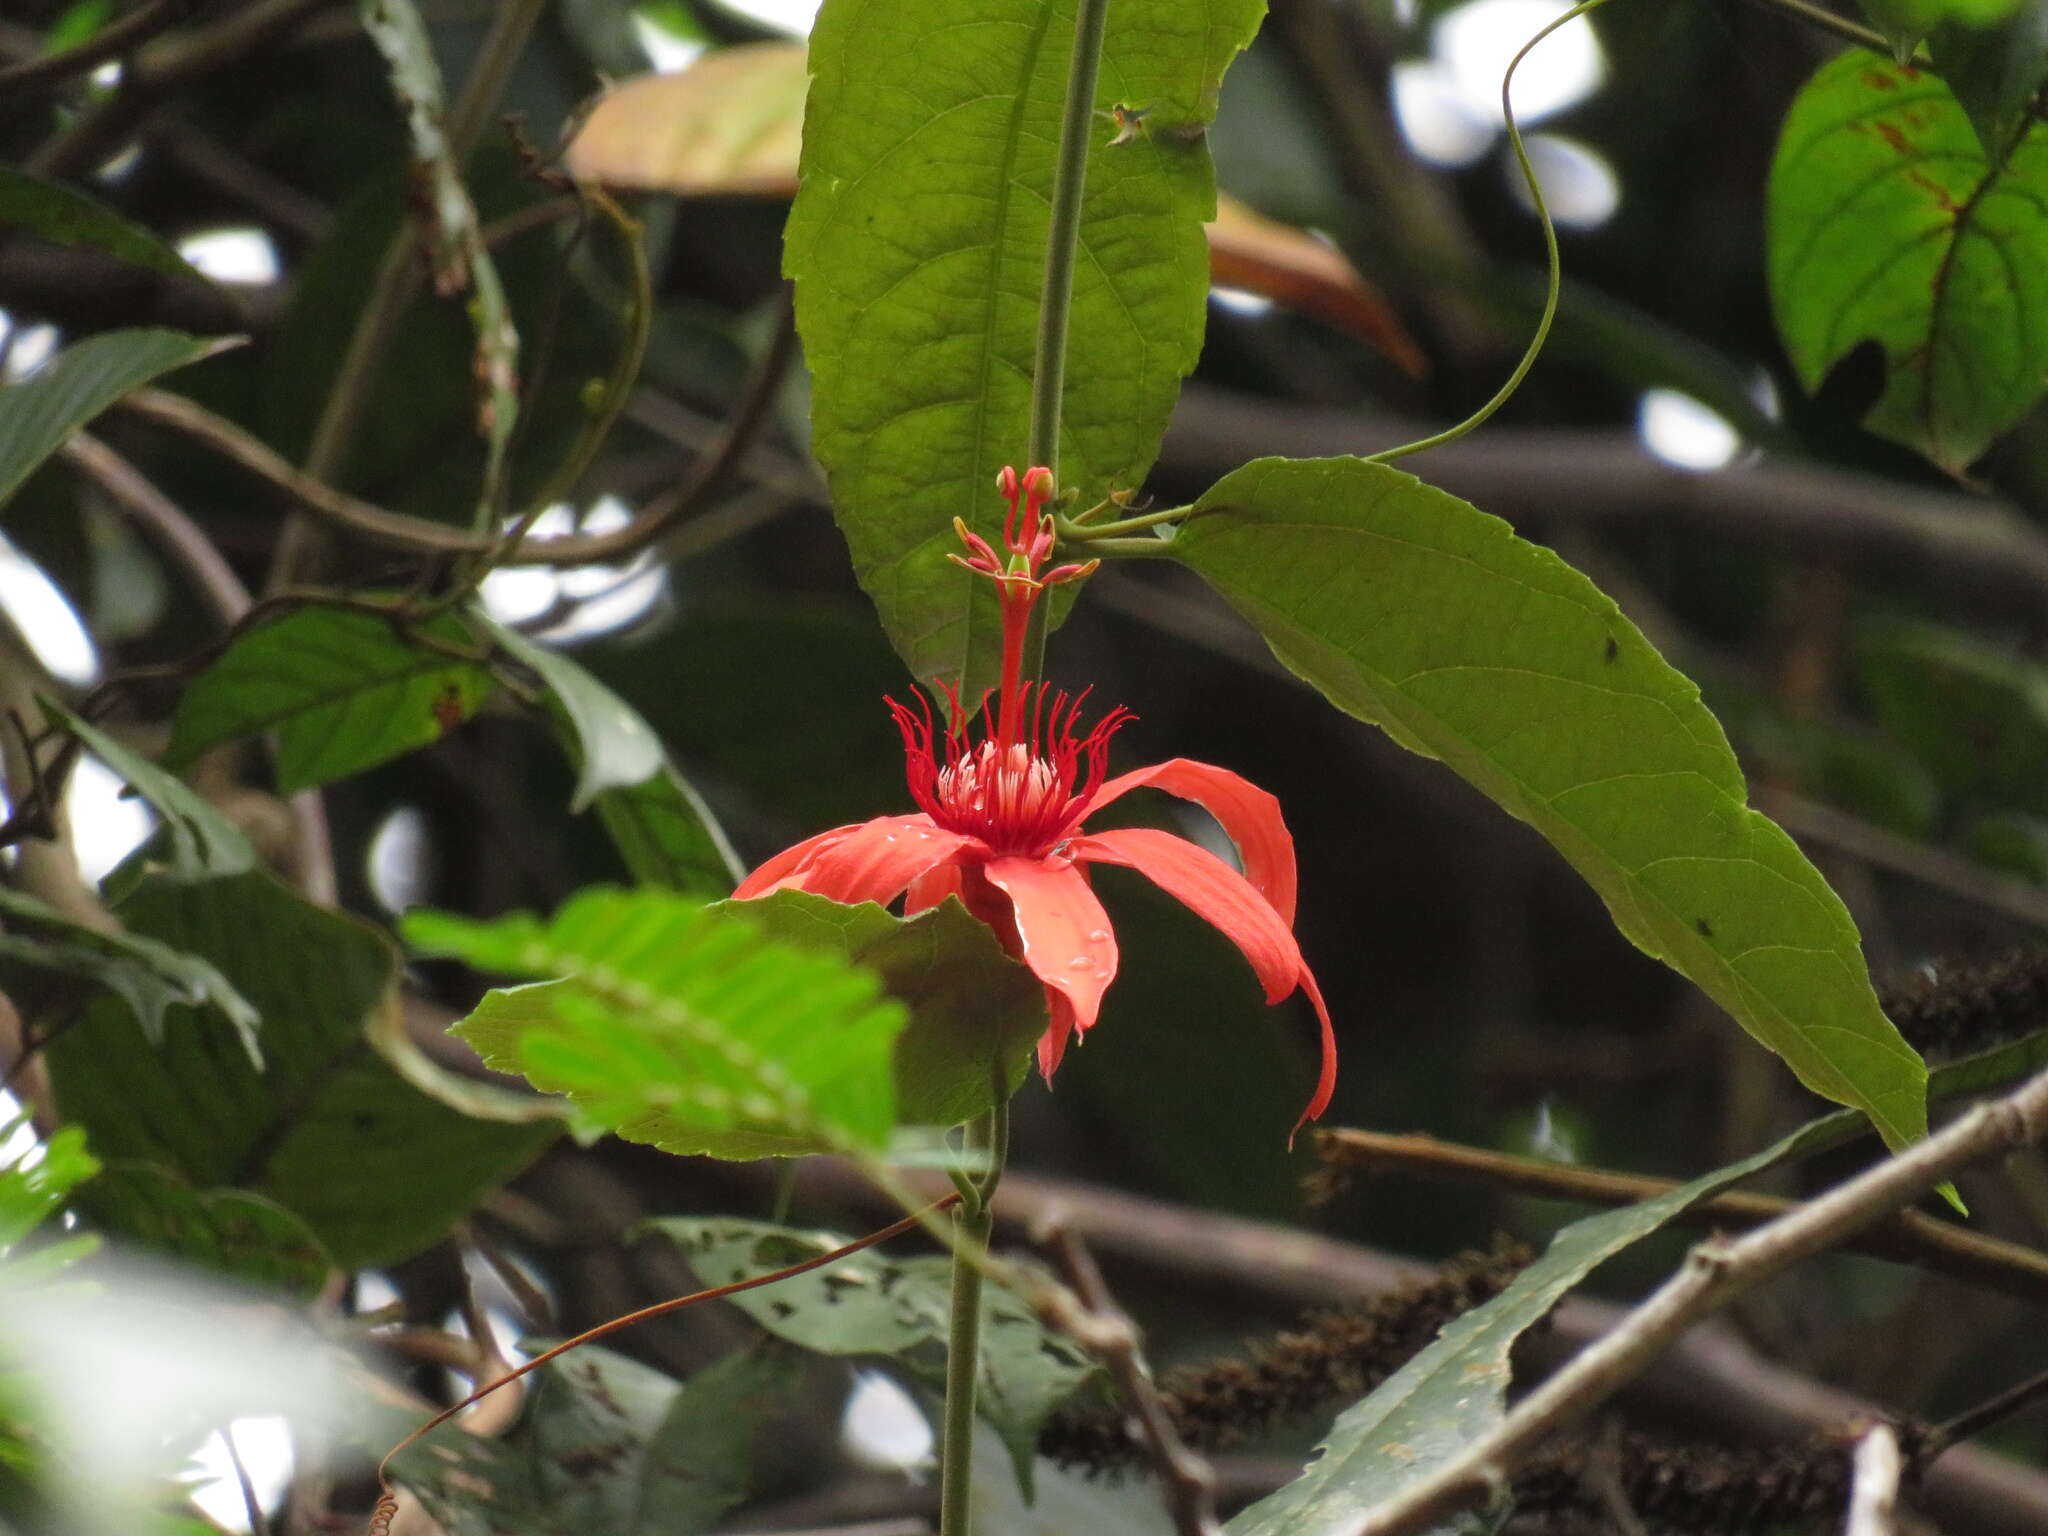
left=61, top=432, right=248, bottom=624
left=27, top=0, right=336, bottom=179
left=1926, top=1365, right=2048, bottom=1460
left=1313, top=1127, right=2048, bottom=1306
left=1342, top=1063, right=2048, bottom=1536
left=0, top=0, right=183, bottom=97
left=219, top=1419, right=273, bottom=1536
left=1034, top=1216, right=1223, bottom=1536
left=122, top=285, right=798, bottom=570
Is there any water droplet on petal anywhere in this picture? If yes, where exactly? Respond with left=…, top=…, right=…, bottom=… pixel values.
left=1069, top=956, right=1095, bottom=971
left=1086, top=929, right=1109, bottom=943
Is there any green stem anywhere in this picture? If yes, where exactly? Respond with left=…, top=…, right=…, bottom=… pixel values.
left=1019, top=0, right=1112, bottom=681
left=937, top=1108, right=1003, bottom=1536
left=1029, top=0, right=1112, bottom=480
left=1056, top=502, right=1191, bottom=541
left=1364, top=0, right=1612, bottom=467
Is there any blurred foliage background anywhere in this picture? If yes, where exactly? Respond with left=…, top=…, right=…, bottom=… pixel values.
left=5, top=0, right=2048, bottom=1530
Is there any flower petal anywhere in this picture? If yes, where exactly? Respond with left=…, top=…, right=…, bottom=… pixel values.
left=1073, top=826, right=1336, bottom=1137
left=903, top=860, right=965, bottom=915
left=981, top=855, right=1118, bottom=1037
left=732, top=823, right=861, bottom=897
left=1078, top=758, right=1299, bottom=923
left=740, top=815, right=973, bottom=906
left=1038, top=992, right=1080, bottom=1081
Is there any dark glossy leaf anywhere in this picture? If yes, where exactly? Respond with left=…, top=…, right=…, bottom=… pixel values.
left=649, top=1216, right=1097, bottom=1494
left=166, top=606, right=494, bottom=792
left=412, top=887, right=906, bottom=1159
left=74, top=1164, right=330, bottom=1297
left=0, top=886, right=257, bottom=1057
left=787, top=0, right=1263, bottom=690
left=716, top=889, right=1043, bottom=1130
left=1768, top=50, right=2048, bottom=472
left=390, top=1342, right=793, bottom=1536
left=0, top=329, right=229, bottom=512
left=1173, top=456, right=1931, bottom=1152
left=1226, top=1108, right=1859, bottom=1535
left=45, top=870, right=553, bottom=1267
left=0, top=169, right=203, bottom=280
left=42, top=700, right=256, bottom=885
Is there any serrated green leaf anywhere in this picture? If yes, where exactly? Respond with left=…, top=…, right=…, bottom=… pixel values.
left=411, top=887, right=907, bottom=1159
left=166, top=606, right=494, bottom=792
left=44, top=870, right=553, bottom=1267
left=1173, top=456, right=1930, bottom=1152
left=1768, top=49, right=2048, bottom=472
left=649, top=1216, right=1097, bottom=1495
left=1933, top=1, right=2048, bottom=161
left=0, top=329, right=230, bottom=514
left=0, top=887, right=258, bottom=1058
left=0, top=169, right=205, bottom=282
left=73, top=1164, right=331, bottom=1298
left=787, top=0, right=1262, bottom=689
left=715, top=889, right=1044, bottom=1129
left=1226, top=1107, right=1859, bottom=1536
left=390, top=1342, right=792, bottom=1536
left=39, top=700, right=256, bottom=886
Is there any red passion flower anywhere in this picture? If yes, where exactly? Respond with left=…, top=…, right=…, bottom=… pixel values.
left=735, top=466, right=1337, bottom=1133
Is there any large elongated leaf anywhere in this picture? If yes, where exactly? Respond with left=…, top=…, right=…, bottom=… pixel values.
left=1226, top=1108, right=1857, bottom=1535
left=786, top=0, right=1263, bottom=690
left=0, top=329, right=228, bottom=513
left=166, top=606, right=494, bottom=792
left=1174, top=457, right=1930, bottom=1151
left=716, top=889, right=1044, bottom=1129
left=408, top=887, right=908, bottom=1159
left=0, top=169, right=204, bottom=281
left=1768, top=49, right=2048, bottom=473
left=44, top=870, right=554, bottom=1268
left=650, top=1216, right=1097, bottom=1495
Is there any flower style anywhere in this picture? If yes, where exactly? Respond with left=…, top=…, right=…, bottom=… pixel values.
left=735, top=466, right=1337, bottom=1133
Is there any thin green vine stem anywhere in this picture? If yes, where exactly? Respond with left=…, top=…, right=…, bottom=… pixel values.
left=1018, top=0, right=1112, bottom=686
left=1030, top=0, right=1113, bottom=480
left=1364, top=0, right=1613, bottom=467
left=1057, top=502, right=1192, bottom=542
left=937, top=1107, right=1004, bottom=1536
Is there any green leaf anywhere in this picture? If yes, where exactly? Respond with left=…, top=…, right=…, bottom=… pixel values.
left=1225, top=1107, right=1860, bottom=1536
left=1854, top=615, right=2048, bottom=815
left=0, top=887, right=258, bottom=1057
left=166, top=606, right=494, bottom=792
left=649, top=1216, right=1098, bottom=1495
left=715, top=889, right=1044, bottom=1129
left=478, top=613, right=743, bottom=891
left=0, top=169, right=205, bottom=282
left=390, top=1342, right=793, bottom=1536
left=591, top=764, right=744, bottom=894
left=786, top=0, right=1262, bottom=689
left=44, top=870, right=553, bottom=1268
left=0, top=329, right=230, bottom=514
left=0, top=1128, right=98, bottom=1256
left=411, top=887, right=907, bottom=1159
left=1933, top=1, right=2048, bottom=161
left=1858, top=0, right=2024, bottom=57
left=41, top=700, right=257, bottom=885
left=1768, top=49, right=2048, bottom=473
left=1173, top=457, right=1931, bottom=1152
left=73, top=1164, right=331, bottom=1298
